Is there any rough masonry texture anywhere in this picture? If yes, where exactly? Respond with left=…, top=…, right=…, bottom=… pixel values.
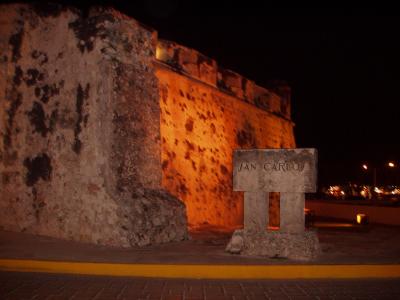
left=0, top=4, right=295, bottom=246
left=0, top=4, right=187, bottom=247
left=156, top=41, right=295, bottom=229
left=233, top=149, right=317, bottom=193
left=226, top=149, right=320, bottom=261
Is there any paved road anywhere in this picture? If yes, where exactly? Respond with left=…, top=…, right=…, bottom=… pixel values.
left=2, top=226, right=400, bottom=265
left=1, top=271, right=400, bottom=300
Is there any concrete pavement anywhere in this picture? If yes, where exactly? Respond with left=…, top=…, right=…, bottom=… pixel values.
left=1, top=223, right=400, bottom=265
left=0, top=222, right=400, bottom=279
left=1, top=271, right=400, bottom=299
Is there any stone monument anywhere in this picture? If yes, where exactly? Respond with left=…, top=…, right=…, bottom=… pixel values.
left=226, top=148, right=320, bottom=260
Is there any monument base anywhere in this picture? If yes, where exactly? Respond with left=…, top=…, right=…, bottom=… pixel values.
left=226, top=229, right=320, bottom=261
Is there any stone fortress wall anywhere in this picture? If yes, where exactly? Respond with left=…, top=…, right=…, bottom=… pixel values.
left=0, top=3, right=295, bottom=247
left=155, top=41, right=295, bottom=228
left=0, top=4, right=187, bottom=247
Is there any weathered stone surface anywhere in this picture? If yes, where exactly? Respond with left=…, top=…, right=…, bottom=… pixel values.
left=228, top=148, right=319, bottom=260
left=155, top=39, right=295, bottom=228
left=244, top=191, right=268, bottom=233
left=156, top=39, right=292, bottom=120
left=0, top=4, right=187, bottom=247
left=0, top=2, right=294, bottom=245
left=123, top=189, right=188, bottom=246
left=280, top=192, right=305, bottom=233
left=225, top=230, right=244, bottom=254
left=156, top=63, right=295, bottom=229
left=226, top=229, right=320, bottom=261
left=233, top=148, right=317, bottom=193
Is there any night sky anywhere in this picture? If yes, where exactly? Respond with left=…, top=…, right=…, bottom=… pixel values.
left=21, top=2, right=400, bottom=186
left=121, top=4, right=399, bottom=187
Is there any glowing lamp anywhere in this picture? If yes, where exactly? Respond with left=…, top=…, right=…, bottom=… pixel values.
left=356, top=213, right=368, bottom=225
left=388, top=162, right=395, bottom=168
left=362, top=164, right=368, bottom=170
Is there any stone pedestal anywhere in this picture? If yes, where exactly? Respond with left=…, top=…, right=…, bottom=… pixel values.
left=280, top=193, right=304, bottom=233
left=244, top=191, right=268, bottom=233
left=226, top=229, right=320, bottom=261
left=227, top=148, right=320, bottom=261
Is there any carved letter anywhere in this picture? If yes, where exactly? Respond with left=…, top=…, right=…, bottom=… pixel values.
left=264, top=162, right=272, bottom=171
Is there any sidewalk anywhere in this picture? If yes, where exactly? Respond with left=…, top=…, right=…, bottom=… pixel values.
left=2, top=271, right=400, bottom=299
left=1, top=222, right=400, bottom=279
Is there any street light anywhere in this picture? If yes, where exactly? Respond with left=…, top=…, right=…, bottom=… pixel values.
left=362, top=162, right=398, bottom=188
left=362, top=163, right=377, bottom=187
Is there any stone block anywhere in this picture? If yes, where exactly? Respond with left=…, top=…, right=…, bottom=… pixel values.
left=244, top=191, right=268, bottom=233
left=226, top=229, right=320, bottom=261
left=233, top=148, right=317, bottom=192
left=242, top=78, right=255, bottom=102
left=198, top=54, right=217, bottom=86
left=179, top=46, right=200, bottom=78
left=227, top=148, right=319, bottom=260
left=217, top=68, right=243, bottom=98
left=280, top=192, right=305, bottom=233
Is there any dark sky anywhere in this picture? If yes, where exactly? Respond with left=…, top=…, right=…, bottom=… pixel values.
left=124, top=4, right=400, bottom=186
left=26, top=1, right=400, bottom=185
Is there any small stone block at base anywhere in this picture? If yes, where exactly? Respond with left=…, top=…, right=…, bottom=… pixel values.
left=226, top=229, right=320, bottom=261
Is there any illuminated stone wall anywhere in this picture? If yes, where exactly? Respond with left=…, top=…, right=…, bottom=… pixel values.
left=0, top=4, right=295, bottom=246
left=0, top=4, right=187, bottom=247
left=156, top=40, right=295, bottom=228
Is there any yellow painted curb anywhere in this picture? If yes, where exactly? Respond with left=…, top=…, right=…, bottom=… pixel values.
left=0, top=259, right=399, bottom=279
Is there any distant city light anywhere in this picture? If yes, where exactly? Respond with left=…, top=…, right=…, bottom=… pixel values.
left=388, top=162, right=395, bottom=167
left=362, top=164, right=368, bottom=170
left=392, top=188, right=400, bottom=195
